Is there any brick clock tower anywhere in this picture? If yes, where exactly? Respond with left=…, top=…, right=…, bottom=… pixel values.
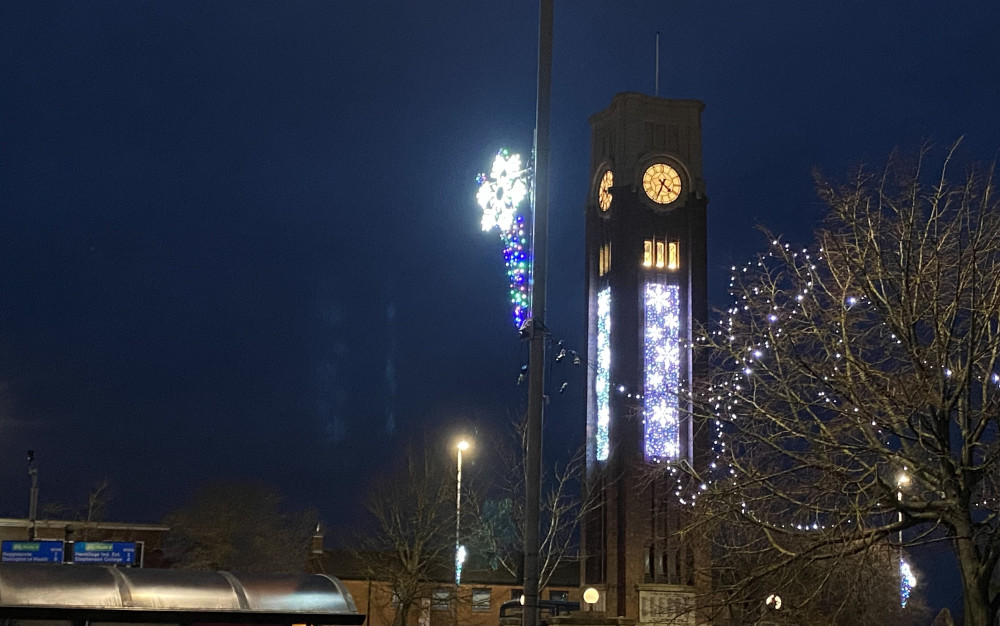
left=582, top=93, right=708, bottom=624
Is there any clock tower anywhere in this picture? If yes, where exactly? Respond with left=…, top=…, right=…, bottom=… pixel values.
left=582, top=93, right=709, bottom=623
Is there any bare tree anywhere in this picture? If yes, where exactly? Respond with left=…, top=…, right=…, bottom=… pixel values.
left=686, top=502, right=931, bottom=625
left=353, top=446, right=454, bottom=626
left=467, top=417, right=591, bottom=591
left=163, top=481, right=318, bottom=572
left=686, top=143, right=999, bottom=625
left=38, top=477, right=112, bottom=540
left=80, top=477, right=111, bottom=540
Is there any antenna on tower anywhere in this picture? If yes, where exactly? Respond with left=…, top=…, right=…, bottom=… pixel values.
left=655, top=31, right=660, bottom=97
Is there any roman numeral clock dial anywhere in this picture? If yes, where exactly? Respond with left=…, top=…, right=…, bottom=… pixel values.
left=642, top=162, right=682, bottom=205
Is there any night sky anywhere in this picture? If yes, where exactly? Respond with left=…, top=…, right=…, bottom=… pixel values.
left=3, top=1, right=998, bottom=616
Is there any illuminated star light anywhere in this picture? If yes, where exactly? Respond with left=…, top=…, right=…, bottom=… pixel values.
left=477, top=149, right=532, bottom=327
left=644, top=282, right=681, bottom=461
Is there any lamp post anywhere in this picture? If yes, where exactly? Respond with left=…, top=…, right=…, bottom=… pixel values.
left=455, top=440, right=470, bottom=586
left=523, top=4, right=553, bottom=626
left=27, top=451, right=38, bottom=541
left=896, top=470, right=908, bottom=555
left=896, top=470, right=916, bottom=607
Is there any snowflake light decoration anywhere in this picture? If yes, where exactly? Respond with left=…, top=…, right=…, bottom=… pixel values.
left=596, top=287, right=611, bottom=461
left=644, top=282, right=681, bottom=461
left=477, top=149, right=532, bottom=327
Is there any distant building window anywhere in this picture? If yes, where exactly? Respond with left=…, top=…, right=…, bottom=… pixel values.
left=549, top=590, right=569, bottom=602
left=472, top=588, right=492, bottom=612
left=432, top=589, right=450, bottom=611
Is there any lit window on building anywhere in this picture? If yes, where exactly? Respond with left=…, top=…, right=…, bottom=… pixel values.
left=643, top=238, right=678, bottom=271
left=432, top=589, right=450, bottom=611
left=472, top=588, right=492, bottom=612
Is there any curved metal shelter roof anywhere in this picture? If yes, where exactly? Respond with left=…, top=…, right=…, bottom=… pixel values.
left=0, top=563, right=364, bottom=624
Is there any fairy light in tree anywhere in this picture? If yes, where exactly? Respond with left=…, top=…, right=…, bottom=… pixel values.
left=477, top=149, right=532, bottom=327
left=681, top=235, right=933, bottom=615
left=596, top=288, right=611, bottom=461
left=644, top=282, right=681, bottom=460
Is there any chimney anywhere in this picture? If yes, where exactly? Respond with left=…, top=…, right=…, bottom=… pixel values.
left=311, top=523, right=325, bottom=555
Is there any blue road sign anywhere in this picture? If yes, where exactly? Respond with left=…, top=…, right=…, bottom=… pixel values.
left=1, top=540, right=64, bottom=562
left=72, top=541, right=136, bottom=564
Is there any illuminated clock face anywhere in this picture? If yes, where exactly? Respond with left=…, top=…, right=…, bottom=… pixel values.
left=642, top=162, right=682, bottom=205
left=598, top=170, right=613, bottom=211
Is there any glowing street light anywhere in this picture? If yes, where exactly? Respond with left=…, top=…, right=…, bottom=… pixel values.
left=897, top=469, right=916, bottom=607
left=455, top=439, right=471, bottom=586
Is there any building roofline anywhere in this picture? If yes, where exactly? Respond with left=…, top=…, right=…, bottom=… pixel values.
left=0, top=518, right=170, bottom=532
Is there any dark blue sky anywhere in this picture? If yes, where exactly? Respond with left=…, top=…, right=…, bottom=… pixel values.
left=2, top=0, right=998, bottom=615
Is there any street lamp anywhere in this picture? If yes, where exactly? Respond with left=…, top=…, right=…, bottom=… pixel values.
left=455, top=439, right=470, bottom=586
left=897, top=469, right=916, bottom=607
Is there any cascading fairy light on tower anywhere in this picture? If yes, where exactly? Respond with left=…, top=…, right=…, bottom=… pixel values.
left=476, top=149, right=532, bottom=328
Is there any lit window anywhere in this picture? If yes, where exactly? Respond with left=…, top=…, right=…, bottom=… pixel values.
left=599, top=243, right=611, bottom=277
left=472, top=589, right=492, bottom=612
left=643, top=237, right=678, bottom=271
left=432, top=589, right=451, bottom=611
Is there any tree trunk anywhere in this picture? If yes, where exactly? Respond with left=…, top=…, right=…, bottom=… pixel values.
left=953, top=529, right=992, bottom=626
left=394, top=598, right=412, bottom=626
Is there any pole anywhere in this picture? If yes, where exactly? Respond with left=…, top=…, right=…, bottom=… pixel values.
left=897, top=470, right=907, bottom=605
left=524, top=1, right=552, bottom=626
left=655, top=31, right=660, bottom=97
left=455, top=444, right=463, bottom=586
left=28, top=452, right=39, bottom=540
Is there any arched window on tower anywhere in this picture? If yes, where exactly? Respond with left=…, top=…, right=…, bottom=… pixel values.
left=642, top=237, right=679, bottom=271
